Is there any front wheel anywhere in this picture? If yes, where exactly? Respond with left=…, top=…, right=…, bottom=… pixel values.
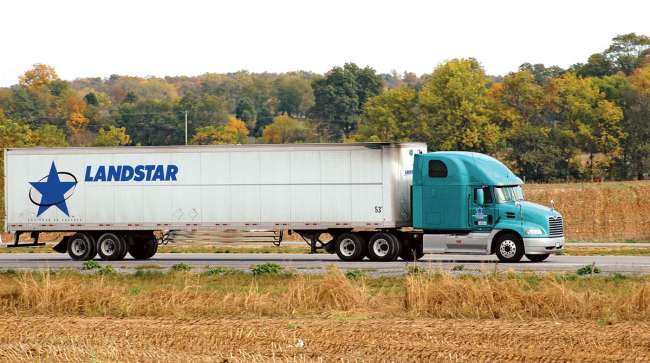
left=526, top=254, right=549, bottom=262
left=494, top=233, right=524, bottom=263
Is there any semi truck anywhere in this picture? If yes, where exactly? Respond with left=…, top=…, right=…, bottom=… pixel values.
left=3, top=142, right=564, bottom=262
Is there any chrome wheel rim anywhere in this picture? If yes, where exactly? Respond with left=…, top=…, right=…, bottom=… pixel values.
left=101, top=237, right=117, bottom=256
left=70, top=238, right=86, bottom=256
left=339, top=238, right=356, bottom=257
left=499, top=240, right=517, bottom=259
left=373, top=238, right=390, bottom=257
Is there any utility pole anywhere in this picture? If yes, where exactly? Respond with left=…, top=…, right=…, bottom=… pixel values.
left=184, top=110, right=188, bottom=145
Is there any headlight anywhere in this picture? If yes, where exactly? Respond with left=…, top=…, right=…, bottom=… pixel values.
left=525, top=228, right=544, bottom=235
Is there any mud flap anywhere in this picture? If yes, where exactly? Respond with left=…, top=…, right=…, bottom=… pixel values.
left=52, top=236, right=71, bottom=253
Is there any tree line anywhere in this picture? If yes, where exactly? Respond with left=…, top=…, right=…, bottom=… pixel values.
left=1, top=33, right=649, bottom=181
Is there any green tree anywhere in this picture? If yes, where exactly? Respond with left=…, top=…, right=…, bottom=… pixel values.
left=620, top=65, right=650, bottom=179
left=489, top=70, right=545, bottom=128
left=179, top=94, right=230, bottom=136
left=490, top=70, right=558, bottom=180
left=235, top=97, right=257, bottom=130
left=418, top=59, right=501, bottom=153
left=356, top=87, right=419, bottom=142
left=0, top=119, right=32, bottom=148
left=94, top=126, right=131, bottom=146
left=30, top=124, right=68, bottom=147
left=115, top=99, right=182, bottom=145
left=84, top=92, right=99, bottom=106
left=262, top=114, right=309, bottom=143
left=546, top=73, right=624, bottom=179
left=518, top=63, right=565, bottom=85
left=310, top=63, right=383, bottom=139
left=604, top=33, right=650, bottom=75
left=575, top=53, right=615, bottom=77
left=275, top=74, right=315, bottom=117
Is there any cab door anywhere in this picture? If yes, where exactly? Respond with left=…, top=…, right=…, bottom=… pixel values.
left=469, top=186, right=497, bottom=230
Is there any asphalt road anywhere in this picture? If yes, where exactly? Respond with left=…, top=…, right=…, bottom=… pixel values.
left=2, top=252, right=650, bottom=274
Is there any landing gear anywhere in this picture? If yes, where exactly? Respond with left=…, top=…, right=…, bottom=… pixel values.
left=398, top=233, right=424, bottom=261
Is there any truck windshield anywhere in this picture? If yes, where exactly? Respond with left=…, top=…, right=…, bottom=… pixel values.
left=494, top=186, right=524, bottom=203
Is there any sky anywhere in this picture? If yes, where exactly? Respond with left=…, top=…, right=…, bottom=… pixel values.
left=1, top=0, right=650, bottom=86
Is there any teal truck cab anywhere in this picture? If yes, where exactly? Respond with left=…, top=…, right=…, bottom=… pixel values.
left=411, top=151, right=564, bottom=262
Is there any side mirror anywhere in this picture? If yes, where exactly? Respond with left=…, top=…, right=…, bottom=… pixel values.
left=476, top=188, right=485, bottom=206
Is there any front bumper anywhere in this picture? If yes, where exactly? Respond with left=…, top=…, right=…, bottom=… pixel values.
left=523, top=236, right=565, bottom=255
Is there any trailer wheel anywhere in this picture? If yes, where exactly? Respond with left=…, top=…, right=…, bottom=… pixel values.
left=128, top=235, right=158, bottom=260
left=367, top=232, right=400, bottom=262
left=494, top=233, right=524, bottom=263
left=334, top=233, right=365, bottom=261
left=116, top=234, right=130, bottom=260
left=97, top=233, right=126, bottom=261
left=526, top=254, right=549, bottom=262
left=67, top=233, right=96, bottom=261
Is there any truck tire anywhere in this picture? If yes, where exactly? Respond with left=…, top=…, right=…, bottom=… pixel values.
left=367, top=232, right=400, bottom=262
left=334, top=233, right=365, bottom=261
left=67, top=233, right=96, bottom=261
left=97, top=233, right=126, bottom=261
left=526, top=254, right=549, bottom=262
left=116, top=234, right=130, bottom=260
left=128, top=236, right=158, bottom=260
left=494, top=233, right=524, bottom=263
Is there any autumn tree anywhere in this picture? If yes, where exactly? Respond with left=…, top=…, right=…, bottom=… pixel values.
left=262, top=114, right=309, bottom=144
left=191, top=116, right=249, bottom=145
left=19, top=64, right=59, bottom=89
left=94, top=126, right=131, bottom=146
left=65, top=96, right=90, bottom=143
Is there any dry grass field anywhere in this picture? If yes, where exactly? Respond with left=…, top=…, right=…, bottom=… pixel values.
left=1, top=268, right=650, bottom=361
left=1, top=317, right=649, bottom=362
left=526, top=180, right=650, bottom=241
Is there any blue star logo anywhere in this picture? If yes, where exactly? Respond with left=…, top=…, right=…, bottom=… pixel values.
left=29, top=162, right=78, bottom=217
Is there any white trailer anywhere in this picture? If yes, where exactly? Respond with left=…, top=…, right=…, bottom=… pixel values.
left=4, top=143, right=427, bottom=261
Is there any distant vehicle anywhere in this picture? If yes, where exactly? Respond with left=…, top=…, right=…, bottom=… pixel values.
left=4, top=143, right=564, bottom=262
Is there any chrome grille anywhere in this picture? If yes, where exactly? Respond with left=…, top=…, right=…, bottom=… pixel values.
left=548, top=216, right=564, bottom=237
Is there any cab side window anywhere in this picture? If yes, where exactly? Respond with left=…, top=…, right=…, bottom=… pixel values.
left=474, top=187, right=493, bottom=204
left=428, top=160, right=447, bottom=177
